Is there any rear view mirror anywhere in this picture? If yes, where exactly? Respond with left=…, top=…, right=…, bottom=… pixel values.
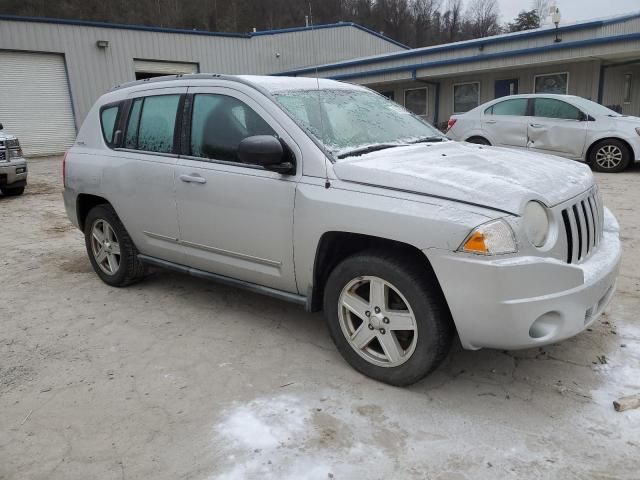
left=238, top=135, right=294, bottom=174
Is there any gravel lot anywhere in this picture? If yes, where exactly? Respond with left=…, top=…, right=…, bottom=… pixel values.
left=1, top=156, right=639, bottom=480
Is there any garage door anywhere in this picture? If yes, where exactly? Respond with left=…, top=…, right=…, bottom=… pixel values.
left=0, top=51, right=77, bottom=157
left=134, top=59, right=199, bottom=80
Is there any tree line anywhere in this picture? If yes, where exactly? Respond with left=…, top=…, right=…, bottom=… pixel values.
left=1, top=0, right=551, bottom=48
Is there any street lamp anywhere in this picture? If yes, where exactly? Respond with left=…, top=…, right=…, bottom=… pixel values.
left=551, top=7, right=562, bottom=43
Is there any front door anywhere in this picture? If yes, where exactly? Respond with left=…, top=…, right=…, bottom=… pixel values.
left=527, top=97, right=588, bottom=159
left=495, top=79, right=518, bottom=98
left=174, top=87, right=300, bottom=292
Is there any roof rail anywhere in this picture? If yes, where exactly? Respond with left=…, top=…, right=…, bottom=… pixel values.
left=111, top=73, right=228, bottom=91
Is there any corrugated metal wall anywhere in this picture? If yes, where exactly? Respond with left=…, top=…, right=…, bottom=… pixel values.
left=0, top=19, right=403, bottom=127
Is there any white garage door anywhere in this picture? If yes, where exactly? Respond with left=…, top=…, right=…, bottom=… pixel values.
left=0, top=51, right=77, bottom=157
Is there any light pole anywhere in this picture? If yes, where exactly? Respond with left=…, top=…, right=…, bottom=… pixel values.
left=552, top=7, right=562, bottom=43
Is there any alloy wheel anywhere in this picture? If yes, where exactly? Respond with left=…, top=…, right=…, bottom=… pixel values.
left=338, top=276, right=418, bottom=367
left=90, top=219, right=121, bottom=275
left=595, top=145, right=623, bottom=170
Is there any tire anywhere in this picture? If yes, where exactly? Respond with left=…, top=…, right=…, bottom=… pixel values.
left=1, top=186, right=25, bottom=196
left=84, top=204, right=146, bottom=287
left=323, top=250, right=453, bottom=386
left=589, top=139, right=631, bottom=173
left=466, top=136, right=490, bottom=146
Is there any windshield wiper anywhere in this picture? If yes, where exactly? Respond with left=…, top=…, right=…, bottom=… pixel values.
left=410, top=136, right=447, bottom=143
left=337, top=143, right=406, bottom=159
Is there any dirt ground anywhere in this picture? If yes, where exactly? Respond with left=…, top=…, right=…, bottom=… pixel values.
left=1, top=156, right=639, bottom=480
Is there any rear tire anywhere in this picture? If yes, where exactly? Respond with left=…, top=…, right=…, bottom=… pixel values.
left=466, top=136, right=491, bottom=146
left=1, top=186, right=25, bottom=196
left=84, top=204, right=146, bottom=287
left=323, top=250, right=453, bottom=386
left=589, top=139, right=631, bottom=173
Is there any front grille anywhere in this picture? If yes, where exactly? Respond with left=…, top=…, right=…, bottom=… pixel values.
left=0, top=151, right=5, bottom=161
left=561, top=189, right=603, bottom=264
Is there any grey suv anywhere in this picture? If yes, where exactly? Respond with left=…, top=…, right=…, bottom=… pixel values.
left=0, top=124, right=27, bottom=196
left=63, top=75, right=621, bottom=385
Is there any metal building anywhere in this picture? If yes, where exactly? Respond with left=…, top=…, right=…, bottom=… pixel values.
left=0, top=15, right=406, bottom=155
left=281, top=12, right=640, bottom=129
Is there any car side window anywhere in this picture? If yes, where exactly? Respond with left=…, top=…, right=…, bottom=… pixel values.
left=533, top=98, right=581, bottom=120
left=124, top=95, right=181, bottom=153
left=100, top=105, right=120, bottom=145
left=190, top=94, right=276, bottom=163
left=488, top=98, right=528, bottom=116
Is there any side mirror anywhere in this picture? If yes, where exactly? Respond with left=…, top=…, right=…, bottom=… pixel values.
left=238, top=135, right=294, bottom=174
left=0, top=123, right=3, bottom=130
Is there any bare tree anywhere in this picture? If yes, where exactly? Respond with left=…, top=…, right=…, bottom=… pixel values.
left=465, top=0, right=501, bottom=37
left=531, top=0, right=551, bottom=22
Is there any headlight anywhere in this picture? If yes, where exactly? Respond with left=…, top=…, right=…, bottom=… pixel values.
left=523, top=201, right=550, bottom=247
left=459, top=219, right=517, bottom=255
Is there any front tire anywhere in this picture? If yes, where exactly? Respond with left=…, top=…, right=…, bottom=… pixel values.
left=323, top=251, right=453, bottom=386
left=1, top=186, right=25, bottom=196
left=84, top=204, right=146, bottom=287
left=589, top=139, right=631, bottom=173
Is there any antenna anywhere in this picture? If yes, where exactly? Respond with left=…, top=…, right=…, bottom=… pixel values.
left=308, top=2, right=331, bottom=189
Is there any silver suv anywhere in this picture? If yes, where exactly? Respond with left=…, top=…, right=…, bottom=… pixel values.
left=63, top=75, right=621, bottom=385
left=0, top=124, right=27, bottom=196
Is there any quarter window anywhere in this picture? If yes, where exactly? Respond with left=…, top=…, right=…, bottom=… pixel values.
left=533, top=98, right=581, bottom=120
left=486, top=98, right=528, bottom=116
left=100, top=105, right=120, bottom=145
left=190, top=94, right=276, bottom=163
left=124, top=95, right=181, bottom=153
left=453, top=82, right=480, bottom=113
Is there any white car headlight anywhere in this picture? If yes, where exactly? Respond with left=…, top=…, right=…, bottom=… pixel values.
left=523, top=201, right=550, bottom=247
left=459, top=219, right=517, bottom=255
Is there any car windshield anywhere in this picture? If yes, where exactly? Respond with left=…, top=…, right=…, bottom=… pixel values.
left=570, top=97, right=622, bottom=117
left=273, top=89, right=445, bottom=159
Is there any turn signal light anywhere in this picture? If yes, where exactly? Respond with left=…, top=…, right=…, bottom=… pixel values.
left=462, top=231, right=489, bottom=254
left=446, top=118, right=457, bottom=131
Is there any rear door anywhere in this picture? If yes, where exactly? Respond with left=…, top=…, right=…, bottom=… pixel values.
left=104, top=88, right=185, bottom=264
left=481, top=97, right=529, bottom=148
left=174, top=86, right=300, bottom=292
left=527, top=98, right=588, bottom=159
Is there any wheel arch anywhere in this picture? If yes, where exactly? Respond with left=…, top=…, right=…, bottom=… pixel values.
left=77, top=193, right=112, bottom=231
left=465, top=135, right=491, bottom=145
left=309, top=231, right=447, bottom=313
left=586, top=137, right=634, bottom=163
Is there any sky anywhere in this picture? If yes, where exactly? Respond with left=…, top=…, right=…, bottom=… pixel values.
left=496, top=0, right=640, bottom=24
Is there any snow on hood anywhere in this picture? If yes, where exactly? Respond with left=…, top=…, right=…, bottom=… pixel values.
left=332, top=141, right=594, bottom=215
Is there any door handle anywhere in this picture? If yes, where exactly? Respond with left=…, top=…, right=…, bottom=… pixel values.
left=485, top=120, right=497, bottom=124
left=180, top=174, right=207, bottom=184
left=529, top=123, right=543, bottom=128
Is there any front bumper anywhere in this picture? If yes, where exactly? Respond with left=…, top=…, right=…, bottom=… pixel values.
left=0, top=158, right=28, bottom=187
left=427, top=207, right=621, bottom=350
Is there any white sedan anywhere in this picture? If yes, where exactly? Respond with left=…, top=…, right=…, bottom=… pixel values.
left=446, top=94, right=640, bottom=173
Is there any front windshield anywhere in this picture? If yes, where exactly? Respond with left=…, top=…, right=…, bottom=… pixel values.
left=273, top=89, right=445, bottom=158
left=570, top=97, right=621, bottom=117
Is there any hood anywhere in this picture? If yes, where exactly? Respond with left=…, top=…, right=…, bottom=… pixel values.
left=332, top=141, right=594, bottom=215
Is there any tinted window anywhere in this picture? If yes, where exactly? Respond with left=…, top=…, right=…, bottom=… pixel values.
left=125, top=95, right=180, bottom=153
left=533, top=98, right=581, bottom=120
left=190, top=94, right=276, bottom=163
left=100, top=105, right=119, bottom=145
left=488, top=98, right=527, bottom=116
left=125, top=99, right=142, bottom=149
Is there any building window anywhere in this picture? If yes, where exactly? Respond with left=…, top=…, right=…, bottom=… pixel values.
left=404, top=87, right=428, bottom=116
left=379, top=90, right=395, bottom=101
left=534, top=73, right=569, bottom=94
left=624, top=74, right=632, bottom=104
left=453, top=82, right=480, bottom=113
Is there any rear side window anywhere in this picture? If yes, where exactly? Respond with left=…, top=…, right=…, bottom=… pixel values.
left=190, top=94, right=276, bottom=163
left=533, top=98, right=581, bottom=120
left=125, top=95, right=181, bottom=153
left=100, top=105, right=120, bottom=145
left=486, top=98, right=528, bottom=116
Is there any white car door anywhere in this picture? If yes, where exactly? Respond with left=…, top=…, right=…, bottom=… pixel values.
left=481, top=97, right=529, bottom=149
left=174, top=86, right=300, bottom=292
left=105, top=88, right=186, bottom=265
left=527, top=98, right=587, bottom=159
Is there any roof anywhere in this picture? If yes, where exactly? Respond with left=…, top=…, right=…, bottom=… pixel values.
left=277, top=11, right=640, bottom=77
left=0, top=14, right=409, bottom=49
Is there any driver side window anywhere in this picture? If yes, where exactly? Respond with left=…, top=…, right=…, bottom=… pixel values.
left=190, top=94, right=276, bottom=163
